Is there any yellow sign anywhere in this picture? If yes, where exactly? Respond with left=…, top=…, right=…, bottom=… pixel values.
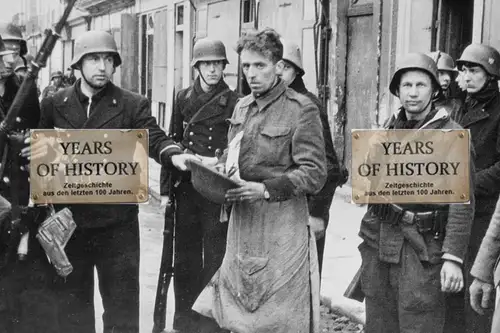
left=351, top=129, right=470, bottom=204
left=30, top=129, right=149, bottom=204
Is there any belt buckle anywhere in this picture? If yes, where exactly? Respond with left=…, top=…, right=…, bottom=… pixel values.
left=401, top=211, right=415, bottom=224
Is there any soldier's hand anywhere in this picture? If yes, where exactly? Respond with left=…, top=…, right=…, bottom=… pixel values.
left=20, top=132, right=50, bottom=160
left=440, top=260, right=464, bottom=293
left=170, top=153, right=201, bottom=171
left=308, top=216, right=325, bottom=240
left=225, top=181, right=266, bottom=203
left=469, top=278, right=494, bottom=315
left=194, top=154, right=218, bottom=167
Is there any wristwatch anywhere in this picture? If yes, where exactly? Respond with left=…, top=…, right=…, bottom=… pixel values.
left=263, top=187, right=270, bottom=200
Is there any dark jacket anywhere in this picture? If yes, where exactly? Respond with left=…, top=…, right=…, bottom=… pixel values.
left=160, top=78, right=240, bottom=194
left=359, top=107, right=475, bottom=264
left=454, top=80, right=500, bottom=255
left=38, top=79, right=170, bottom=228
left=289, top=76, right=346, bottom=222
left=0, top=74, right=40, bottom=205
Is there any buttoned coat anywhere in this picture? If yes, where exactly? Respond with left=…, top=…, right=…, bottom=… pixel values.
left=38, top=80, right=170, bottom=228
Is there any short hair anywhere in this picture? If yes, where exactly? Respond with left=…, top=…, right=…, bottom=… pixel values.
left=236, top=28, right=283, bottom=64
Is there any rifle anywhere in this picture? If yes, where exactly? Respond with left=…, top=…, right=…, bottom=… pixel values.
left=0, top=0, right=78, bottom=259
left=343, top=266, right=365, bottom=302
left=153, top=88, right=177, bottom=333
left=152, top=172, right=176, bottom=333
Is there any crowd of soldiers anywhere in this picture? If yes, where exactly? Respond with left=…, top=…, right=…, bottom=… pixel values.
left=0, top=10, right=500, bottom=333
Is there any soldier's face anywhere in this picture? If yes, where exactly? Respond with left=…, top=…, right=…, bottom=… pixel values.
left=438, top=71, right=452, bottom=91
left=241, top=50, right=277, bottom=95
left=275, top=60, right=297, bottom=86
left=80, top=52, right=115, bottom=88
left=0, top=53, right=14, bottom=79
left=461, top=65, right=489, bottom=94
left=198, top=60, right=224, bottom=85
left=398, top=70, right=434, bottom=114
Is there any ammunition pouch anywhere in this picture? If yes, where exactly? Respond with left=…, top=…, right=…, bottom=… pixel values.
left=371, top=204, right=448, bottom=240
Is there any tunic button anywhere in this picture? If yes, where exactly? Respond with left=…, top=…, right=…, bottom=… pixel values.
left=209, top=127, right=213, bottom=131
left=209, top=136, right=212, bottom=140
left=189, top=141, right=193, bottom=146
left=190, top=132, right=194, bottom=136
left=208, top=146, right=212, bottom=150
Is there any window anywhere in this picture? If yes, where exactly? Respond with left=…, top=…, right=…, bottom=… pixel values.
left=140, top=13, right=155, bottom=101
left=242, top=0, right=255, bottom=23
left=176, top=5, right=184, bottom=26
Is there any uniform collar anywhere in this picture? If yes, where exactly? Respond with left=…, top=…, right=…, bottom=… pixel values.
left=242, top=79, right=287, bottom=111
left=74, top=78, right=111, bottom=104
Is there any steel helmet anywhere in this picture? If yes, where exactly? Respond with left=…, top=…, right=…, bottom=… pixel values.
left=0, top=34, right=14, bottom=56
left=51, top=70, right=63, bottom=80
left=456, top=43, right=500, bottom=78
left=70, top=30, right=122, bottom=69
left=0, top=22, right=27, bottom=56
left=191, top=38, right=228, bottom=67
left=389, top=52, right=440, bottom=96
left=428, top=51, right=456, bottom=72
left=281, top=40, right=304, bottom=76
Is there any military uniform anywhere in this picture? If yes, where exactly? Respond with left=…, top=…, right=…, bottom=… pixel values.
left=359, top=53, right=475, bottom=333
left=38, top=31, right=172, bottom=333
left=444, top=43, right=500, bottom=333
left=160, top=75, right=239, bottom=332
left=0, top=33, right=57, bottom=332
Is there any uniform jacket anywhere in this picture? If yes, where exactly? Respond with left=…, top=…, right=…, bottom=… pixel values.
left=0, top=74, right=40, bottom=205
left=359, top=107, right=475, bottom=264
left=159, top=78, right=239, bottom=194
left=38, top=79, right=170, bottom=228
left=289, top=76, right=346, bottom=223
left=454, top=80, right=500, bottom=255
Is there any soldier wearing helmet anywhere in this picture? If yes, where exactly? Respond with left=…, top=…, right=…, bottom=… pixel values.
left=358, top=53, right=475, bottom=333
left=0, top=33, right=59, bottom=332
left=41, top=70, right=66, bottom=100
left=0, top=22, right=28, bottom=74
left=427, top=51, right=464, bottom=122
left=276, top=40, right=348, bottom=280
left=442, top=43, right=500, bottom=333
left=33, top=30, right=174, bottom=333
left=158, top=37, right=239, bottom=333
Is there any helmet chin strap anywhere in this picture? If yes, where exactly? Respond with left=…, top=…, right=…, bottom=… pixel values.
left=198, top=68, right=219, bottom=87
left=81, top=70, right=104, bottom=91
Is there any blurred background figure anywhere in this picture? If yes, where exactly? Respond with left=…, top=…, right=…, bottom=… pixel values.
left=41, top=70, right=66, bottom=100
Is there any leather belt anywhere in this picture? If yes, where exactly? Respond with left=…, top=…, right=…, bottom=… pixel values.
left=371, top=204, right=447, bottom=238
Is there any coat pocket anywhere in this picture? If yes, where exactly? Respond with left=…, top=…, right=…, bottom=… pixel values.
left=224, top=255, right=273, bottom=313
left=256, top=126, right=292, bottom=165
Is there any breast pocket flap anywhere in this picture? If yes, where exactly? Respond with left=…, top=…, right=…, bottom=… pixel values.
left=261, top=126, right=291, bottom=138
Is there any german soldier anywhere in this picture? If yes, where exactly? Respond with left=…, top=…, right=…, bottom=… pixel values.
left=428, top=51, right=464, bottom=122
left=34, top=30, right=173, bottom=333
left=41, top=71, right=66, bottom=100
left=0, top=22, right=28, bottom=70
left=358, top=53, right=475, bottom=333
left=275, top=40, right=348, bottom=278
left=159, top=38, right=239, bottom=333
left=445, top=43, right=500, bottom=333
left=0, top=30, right=58, bottom=332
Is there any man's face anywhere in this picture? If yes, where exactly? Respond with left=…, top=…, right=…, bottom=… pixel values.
left=438, top=70, right=452, bottom=91
left=398, top=70, right=435, bottom=114
left=461, top=64, right=489, bottom=94
left=275, top=60, right=297, bottom=86
left=198, top=60, right=224, bottom=85
left=3, top=40, right=21, bottom=68
left=241, top=49, right=277, bottom=95
left=80, top=52, right=115, bottom=88
left=53, top=76, right=62, bottom=86
left=0, top=53, right=14, bottom=79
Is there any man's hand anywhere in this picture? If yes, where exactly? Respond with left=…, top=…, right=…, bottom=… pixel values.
left=170, top=153, right=201, bottom=171
left=194, top=154, right=218, bottom=167
left=225, top=181, right=266, bottom=203
left=469, top=278, right=494, bottom=315
left=440, top=260, right=464, bottom=293
left=20, top=132, right=52, bottom=160
left=308, top=216, right=325, bottom=239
